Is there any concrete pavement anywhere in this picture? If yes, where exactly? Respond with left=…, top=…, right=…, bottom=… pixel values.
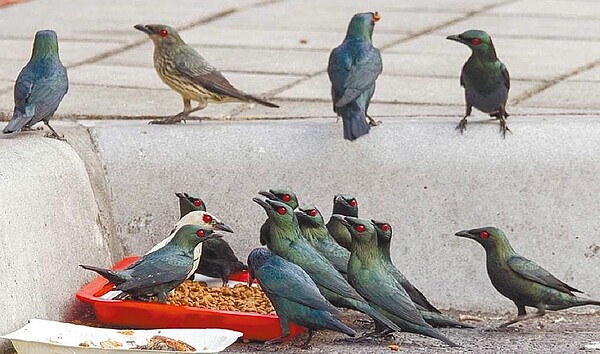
left=0, top=0, right=599, bottom=352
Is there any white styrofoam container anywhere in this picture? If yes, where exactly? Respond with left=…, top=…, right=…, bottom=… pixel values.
left=2, top=319, right=242, bottom=354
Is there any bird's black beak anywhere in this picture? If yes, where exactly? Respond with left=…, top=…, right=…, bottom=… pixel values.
left=206, top=232, right=223, bottom=240
left=258, top=190, right=277, bottom=200
left=134, top=24, right=152, bottom=35
left=215, top=222, right=234, bottom=233
left=446, top=34, right=465, bottom=44
left=333, top=214, right=350, bottom=228
left=294, top=210, right=308, bottom=220
left=252, top=197, right=273, bottom=211
left=455, top=230, right=474, bottom=238
left=175, top=192, right=189, bottom=200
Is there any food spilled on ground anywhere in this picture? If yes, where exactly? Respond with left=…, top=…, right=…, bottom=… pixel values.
left=133, top=335, right=196, bottom=351
left=167, top=280, right=275, bottom=315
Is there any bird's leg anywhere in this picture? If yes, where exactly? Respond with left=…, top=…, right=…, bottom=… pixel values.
left=456, top=105, right=471, bottom=134
left=366, top=113, right=381, bottom=127
left=157, top=292, right=167, bottom=304
left=497, top=107, right=512, bottom=138
left=499, top=305, right=546, bottom=328
left=299, top=330, right=314, bottom=349
left=150, top=98, right=195, bottom=125
left=43, top=121, right=66, bottom=141
left=265, top=319, right=290, bottom=345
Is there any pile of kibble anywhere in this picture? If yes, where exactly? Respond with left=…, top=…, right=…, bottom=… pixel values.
left=167, top=281, right=276, bottom=315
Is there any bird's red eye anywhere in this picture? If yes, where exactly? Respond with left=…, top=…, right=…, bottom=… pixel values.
left=158, top=29, right=168, bottom=37
left=356, top=224, right=366, bottom=233
left=309, top=209, right=318, bottom=217
left=350, top=199, right=357, bottom=208
left=282, top=194, right=291, bottom=202
left=471, top=38, right=481, bottom=45
left=381, top=224, right=390, bottom=232
left=277, top=207, right=287, bottom=215
left=193, top=199, right=202, bottom=207
left=480, top=231, right=489, bottom=239
left=196, top=229, right=205, bottom=238
left=202, top=214, right=212, bottom=223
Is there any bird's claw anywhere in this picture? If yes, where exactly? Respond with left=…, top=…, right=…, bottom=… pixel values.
left=499, top=122, right=512, bottom=139
left=456, top=119, right=467, bottom=134
left=366, top=115, right=382, bottom=127
left=43, top=132, right=66, bottom=141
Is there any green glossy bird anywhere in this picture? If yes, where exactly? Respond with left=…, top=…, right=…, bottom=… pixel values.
left=80, top=225, right=221, bottom=303
left=134, top=24, right=278, bottom=124
left=248, top=248, right=355, bottom=348
left=372, top=220, right=474, bottom=329
left=258, top=189, right=299, bottom=249
left=3, top=30, right=68, bottom=140
left=326, top=194, right=359, bottom=251
left=338, top=216, right=459, bottom=347
left=253, top=197, right=402, bottom=333
left=176, top=192, right=206, bottom=216
left=296, top=205, right=350, bottom=276
left=446, top=30, right=511, bottom=137
left=455, top=227, right=600, bottom=327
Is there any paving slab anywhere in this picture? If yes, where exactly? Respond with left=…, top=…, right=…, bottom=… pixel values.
left=81, top=117, right=600, bottom=313
left=488, top=0, right=600, bottom=20
left=297, top=0, right=506, bottom=12
left=568, top=66, right=600, bottom=82
left=518, top=81, right=600, bottom=110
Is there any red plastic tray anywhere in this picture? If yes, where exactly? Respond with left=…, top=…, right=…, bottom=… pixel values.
left=76, top=256, right=305, bottom=341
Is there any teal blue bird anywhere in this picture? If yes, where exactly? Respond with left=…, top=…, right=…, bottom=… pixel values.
left=328, top=12, right=382, bottom=141
left=326, top=194, right=359, bottom=251
left=248, top=248, right=356, bottom=348
left=258, top=189, right=300, bottom=249
left=80, top=225, right=221, bottom=303
left=3, top=30, right=68, bottom=140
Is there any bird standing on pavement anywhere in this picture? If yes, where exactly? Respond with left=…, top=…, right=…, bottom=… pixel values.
left=328, top=12, right=383, bottom=141
left=248, top=248, right=356, bottom=348
left=326, top=194, right=359, bottom=251
left=134, top=24, right=278, bottom=124
left=3, top=30, right=68, bottom=140
left=81, top=225, right=221, bottom=303
left=455, top=226, right=600, bottom=327
left=446, top=30, right=511, bottom=137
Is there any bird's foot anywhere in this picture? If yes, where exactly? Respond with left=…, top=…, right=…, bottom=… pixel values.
left=149, top=112, right=188, bottom=125
left=44, top=131, right=67, bottom=141
left=499, top=119, right=512, bottom=139
left=366, top=115, right=382, bottom=127
left=456, top=118, right=467, bottom=134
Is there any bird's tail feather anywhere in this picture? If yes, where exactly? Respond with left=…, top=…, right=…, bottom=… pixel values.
left=80, top=264, right=128, bottom=286
left=2, top=111, right=31, bottom=134
left=422, top=327, right=461, bottom=347
left=352, top=301, right=402, bottom=332
left=326, top=314, right=356, bottom=337
left=245, top=94, right=279, bottom=108
left=421, top=311, right=475, bottom=329
left=232, top=261, right=248, bottom=272
left=340, top=104, right=369, bottom=141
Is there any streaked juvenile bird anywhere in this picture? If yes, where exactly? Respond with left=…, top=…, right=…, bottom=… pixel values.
left=328, top=12, right=382, bottom=140
left=258, top=189, right=299, bottom=249
left=446, top=30, right=511, bottom=137
left=81, top=225, right=221, bottom=303
left=455, top=227, right=600, bottom=327
left=248, top=248, right=356, bottom=348
left=3, top=30, right=68, bottom=140
left=134, top=24, right=278, bottom=124
left=326, top=194, right=359, bottom=251
left=338, top=216, right=459, bottom=347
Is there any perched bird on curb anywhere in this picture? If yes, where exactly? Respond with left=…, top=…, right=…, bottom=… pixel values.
left=81, top=225, right=221, bottom=303
left=253, top=197, right=402, bottom=334
left=446, top=30, right=511, bottom=137
left=338, top=216, right=459, bottom=347
left=328, top=12, right=383, bottom=141
left=455, top=227, right=600, bottom=327
left=134, top=24, right=278, bottom=124
left=326, top=194, right=359, bottom=251
left=3, top=30, right=68, bottom=140
left=296, top=205, right=350, bottom=276
left=248, top=248, right=356, bottom=348
left=258, top=189, right=300, bottom=249
left=372, top=220, right=474, bottom=329
left=174, top=192, right=246, bottom=284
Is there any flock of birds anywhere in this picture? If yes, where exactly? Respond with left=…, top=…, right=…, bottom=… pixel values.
left=82, top=188, right=600, bottom=348
left=3, top=12, right=511, bottom=141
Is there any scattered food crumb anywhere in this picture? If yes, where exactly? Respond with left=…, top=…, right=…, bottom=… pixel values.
left=299, top=39, right=308, bottom=44
left=242, top=339, right=251, bottom=344
left=388, top=344, right=399, bottom=351
left=117, top=329, right=134, bottom=335
left=459, top=314, right=484, bottom=322
left=78, top=341, right=90, bottom=347
left=553, top=317, right=566, bottom=323
left=100, top=339, right=123, bottom=349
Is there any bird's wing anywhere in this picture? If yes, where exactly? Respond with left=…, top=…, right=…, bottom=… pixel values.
left=354, top=267, right=426, bottom=326
left=507, top=256, right=582, bottom=294
left=327, top=46, right=351, bottom=109
left=25, top=67, right=68, bottom=122
left=335, top=47, right=382, bottom=108
left=258, top=259, right=338, bottom=313
left=117, top=248, right=191, bottom=292
left=500, top=63, right=510, bottom=91
left=174, top=53, right=249, bottom=102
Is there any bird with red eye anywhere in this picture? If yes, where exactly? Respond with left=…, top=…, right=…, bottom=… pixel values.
left=176, top=193, right=207, bottom=217
left=471, top=38, right=481, bottom=45
left=277, top=207, right=287, bottom=215
left=193, top=199, right=202, bottom=207
left=202, top=214, right=212, bottom=224
left=480, top=230, right=489, bottom=239
left=309, top=209, right=318, bottom=217
left=158, top=29, right=168, bottom=37
left=327, top=194, right=360, bottom=251
left=196, top=229, right=205, bottom=238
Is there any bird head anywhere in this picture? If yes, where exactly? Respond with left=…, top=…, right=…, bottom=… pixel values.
left=446, top=30, right=497, bottom=58
left=171, top=224, right=222, bottom=250
left=253, top=197, right=297, bottom=228
left=176, top=192, right=207, bottom=217
left=134, top=24, right=183, bottom=45
left=372, top=219, right=393, bottom=247
left=31, top=30, right=59, bottom=58
left=258, top=188, right=299, bottom=210
left=174, top=210, right=234, bottom=234
left=332, top=194, right=359, bottom=217
left=247, top=247, right=275, bottom=285
left=334, top=215, right=376, bottom=246
left=455, top=226, right=508, bottom=250
left=346, top=12, right=380, bottom=40
left=295, top=205, right=325, bottom=228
